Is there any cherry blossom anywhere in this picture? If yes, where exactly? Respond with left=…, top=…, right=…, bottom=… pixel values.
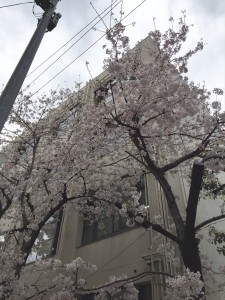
left=0, top=13, right=224, bottom=299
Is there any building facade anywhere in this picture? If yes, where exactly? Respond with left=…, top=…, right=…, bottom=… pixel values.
left=1, top=36, right=224, bottom=300
left=53, top=51, right=225, bottom=299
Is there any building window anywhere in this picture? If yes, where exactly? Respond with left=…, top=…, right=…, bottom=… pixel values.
left=136, top=175, right=146, bottom=206
left=26, top=209, right=63, bottom=263
left=82, top=176, right=147, bottom=245
left=82, top=214, right=127, bottom=246
left=81, top=284, right=152, bottom=299
left=52, top=105, right=78, bottom=137
left=137, top=283, right=153, bottom=300
left=94, top=80, right=116, bottom=105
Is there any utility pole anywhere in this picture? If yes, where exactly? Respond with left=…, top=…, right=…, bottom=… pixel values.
left=0, top=0, right=62, bottom=133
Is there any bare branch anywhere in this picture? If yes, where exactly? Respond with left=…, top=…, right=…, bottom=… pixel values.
left=112, top=200, right=181, bottom=244
left=142, top=109, right=166, bottom=126
left=83, top=271, right=174, bottom=293
left=125, top=150, right=148, bottom=168
left=142, top=219, right=181, bottom=244
left=161, top=147, right=205, bottom=173
left=201, top=155, right=224, bottom=163
left=195, top=214, right=225, bottom=232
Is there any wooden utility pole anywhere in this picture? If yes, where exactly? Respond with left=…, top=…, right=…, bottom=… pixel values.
left=0, top=0, right=62, bottom=132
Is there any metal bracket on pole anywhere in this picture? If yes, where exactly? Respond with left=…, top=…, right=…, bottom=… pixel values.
left=34, top=0, right=55, bottom=11
left=47, top=12, right=62, bottom=32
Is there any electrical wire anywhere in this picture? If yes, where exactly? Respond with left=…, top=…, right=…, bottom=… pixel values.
left=0, top=1, right=33, bottom=9
left=26, top=0, right=121, bottom=78
left=85, top=231, right=147, bottom=279
left=32, top=2, right=42, bottom=18
left=24, top=0, right=122, bottom=90
left=28, top=0, right=146, bottom=98
left=28, top=33, right=106, bottom=97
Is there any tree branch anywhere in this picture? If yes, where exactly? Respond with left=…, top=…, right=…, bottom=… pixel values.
left=185, top=163, right=205, bottom=233
left=195, top=214, right=225, bottom=232
left=129, top=128, right=185, bottom=240
left=201, top=155, right=224, bottom=163
left=141, top=109, right=166, bottom=126
left=112, top=201, right=181, bottom=244
left=142, top=219, right=181, bottom=244
left=125, top=150, right=148, bottom=168
left=161, top=147, right=205, bottom=173
left=82, top=270, right=174, bottom=293
left=161, top=121, right=221, bottom=173
left=201, top=122, right=220, bottom=144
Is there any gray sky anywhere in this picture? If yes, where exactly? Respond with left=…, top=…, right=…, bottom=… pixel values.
left=0, top=0, right=224, bottom=103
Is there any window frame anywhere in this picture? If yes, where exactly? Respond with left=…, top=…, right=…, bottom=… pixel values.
left=94, top=79, right=116, bottom=105
left=82, top=213, right=128, bottom=246
left=26, top=209, right=63, bottom=263
left=82, top=175, right=147, bottom=246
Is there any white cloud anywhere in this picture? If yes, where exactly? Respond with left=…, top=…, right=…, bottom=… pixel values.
left=0, top=0, right=224, bottom=100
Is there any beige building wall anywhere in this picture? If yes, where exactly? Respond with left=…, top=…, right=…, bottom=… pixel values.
left=56, top=171, right=225, bottom=299
left=1, top=36, right=224, bottom=300
left=57, top=173, right=171, bottom=299
left=56, top=48, right=225, bottom=298
left=167, top=171, right=225, bottom=300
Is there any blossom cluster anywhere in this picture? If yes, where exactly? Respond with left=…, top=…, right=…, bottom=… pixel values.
left=164, top=269, right=204, bottom=300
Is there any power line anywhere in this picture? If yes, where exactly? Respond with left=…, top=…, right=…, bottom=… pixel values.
left=28, top=0, right=146, bottom=98
left=0, top=1, right=33, bottom=9
left=28, top=33, right=106, bottom=97
left=85, top=231, right=147, bottom=279
left=26, top=0, right=121, bottom=78
left=24, top=0, right=122, bottom=89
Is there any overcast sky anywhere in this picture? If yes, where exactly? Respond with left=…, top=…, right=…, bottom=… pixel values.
left=0, top=0, right=224, bottom=103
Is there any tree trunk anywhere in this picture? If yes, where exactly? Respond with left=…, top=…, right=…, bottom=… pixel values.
left=180, top=237, right=206, bottom=299
left=181, top=237, right=203, bottom=276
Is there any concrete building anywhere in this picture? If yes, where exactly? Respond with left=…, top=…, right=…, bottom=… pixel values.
left=53, top=38, right=178, bottom=299
left=1, top=36, right=224, bottom=300
left=52, top=42, right=225, bottom=298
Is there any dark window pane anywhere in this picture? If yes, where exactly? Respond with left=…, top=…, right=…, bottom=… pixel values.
left=51, top=209, right=63, bottom=255
left=97, top=217, right=113, bottom=239
left=113, top=214, right=126, bottom=232
left=137, top=284, right=152, bottom=300
left=136, top=175, right=146, bottom=205
left=27, top=210, right=63, bottom=263
left=82, top=224, right=94, bottom=245
left=82, top=176, right=147, bottom=245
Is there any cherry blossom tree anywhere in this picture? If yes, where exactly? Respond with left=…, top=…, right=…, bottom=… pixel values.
left=0, top=14, right=224, bottom=299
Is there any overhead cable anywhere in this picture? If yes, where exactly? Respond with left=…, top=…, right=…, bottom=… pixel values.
left=0, top=1, right=33, bottom=9
left=28, top=34, right=106, bottom=97
left=24, top=0, right=122, bottom=90
left=85, top=231, right=147, bottom=279
left=29, top=0, right=146, bottom=98
left=26, top=0, right=121, bottom=78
